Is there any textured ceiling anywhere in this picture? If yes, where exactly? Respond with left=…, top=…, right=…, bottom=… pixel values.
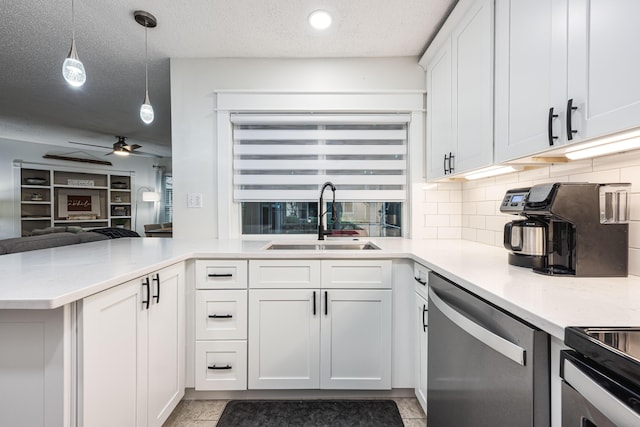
left=0, top=0, right=456, bottom=157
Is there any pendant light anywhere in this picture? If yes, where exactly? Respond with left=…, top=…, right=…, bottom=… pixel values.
left=134, top=11, right=157, bottom=124
left=62, top=0, right=86, bottom=87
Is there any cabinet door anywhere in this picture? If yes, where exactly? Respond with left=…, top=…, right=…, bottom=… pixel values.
left=568, top=0, right=640, bottom=141
left=320, top=289, right=392, bottom=389
left=426, top=41, right=454, bottom=181
left=79, top=279, right=147, bottom=427
left=494, top=0, right=568, bottom=161
left=248, top=289, right=320, bottom=389
left=146, top=264, right=185, bottom=427
left=451, top=0, right=494, bottom=173
left=414, top=292, right=428, bottom=413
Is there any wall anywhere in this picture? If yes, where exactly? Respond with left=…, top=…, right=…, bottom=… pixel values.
left=417, top=149, right=640, bottom=276
left=170, top=57, right=426, bottom=239
left=0, top=138, right=162, bottom=238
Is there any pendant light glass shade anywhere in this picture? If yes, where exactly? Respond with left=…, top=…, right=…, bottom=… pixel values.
left=62, top=0, right=86, bottom=87
left=135, top=11, right=157, bottom=125
left=140, top=91, right=154, bottom=124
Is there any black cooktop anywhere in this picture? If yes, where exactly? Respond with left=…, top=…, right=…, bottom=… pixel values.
left=565, top=327, right=640, bottom=389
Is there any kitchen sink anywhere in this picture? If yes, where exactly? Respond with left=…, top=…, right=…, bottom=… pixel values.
left=263, top=241, right=380, bottom=251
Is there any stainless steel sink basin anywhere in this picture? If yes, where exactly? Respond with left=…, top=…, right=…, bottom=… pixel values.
left=264, top=241, right=380, bottom=251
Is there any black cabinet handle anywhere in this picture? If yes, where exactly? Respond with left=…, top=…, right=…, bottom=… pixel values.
left=208, top=314, right=233, bottom=319
left=142, top=277, right=150, bottom=310
left=443, top=153, right=448, bottom=175
left=448, top=152, right=455, bottom=174
left=414, top=277, right=427, bottom=286
left=208, top=273, right=233, bottom=278
left=567, top=99, right=578, bottom=140
left=313, top=291, right=317, bottom=315
left=422, top=304, right=428, bottom=332
left=208, top=364, right=232, bottom=370
left=548, top=107, right=558, bottom=145
left=152, top=273, right=160, bottom=303
left=324, top=291, right=328, bottom=316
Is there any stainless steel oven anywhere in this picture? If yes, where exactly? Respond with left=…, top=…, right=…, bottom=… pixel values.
left=562, top=327, right=640, bottom=426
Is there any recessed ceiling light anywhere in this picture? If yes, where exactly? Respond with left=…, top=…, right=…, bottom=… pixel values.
left=308, top=10, right=332, bottom=30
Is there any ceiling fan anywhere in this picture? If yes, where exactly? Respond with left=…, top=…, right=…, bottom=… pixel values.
left=69, top=136, right=162, bottom=158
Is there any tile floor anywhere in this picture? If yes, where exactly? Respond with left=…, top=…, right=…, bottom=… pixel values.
left=163, top=397, right=427, bottom=426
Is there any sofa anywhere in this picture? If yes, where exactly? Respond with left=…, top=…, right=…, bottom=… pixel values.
left=0, top=227, right=140, bottom=255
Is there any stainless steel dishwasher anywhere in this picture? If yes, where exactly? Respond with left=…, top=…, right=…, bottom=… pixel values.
left=427, top=271, right=549, bottom=426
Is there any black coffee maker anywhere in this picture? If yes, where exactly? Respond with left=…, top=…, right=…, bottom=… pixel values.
left=517, top=182, right=629, bottom=277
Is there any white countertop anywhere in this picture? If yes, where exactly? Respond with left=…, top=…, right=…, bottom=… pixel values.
left=1, top=237, right=639, bottom=340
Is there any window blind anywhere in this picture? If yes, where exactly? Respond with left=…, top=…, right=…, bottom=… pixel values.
left=231, top=114, right=409, bottom=201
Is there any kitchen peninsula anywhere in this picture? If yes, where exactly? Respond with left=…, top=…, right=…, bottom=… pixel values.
left=1, top=237, right=639, bottom=427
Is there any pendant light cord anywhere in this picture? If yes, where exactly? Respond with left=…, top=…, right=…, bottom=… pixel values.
left=71, top=0, right=76, bottom=40
left=144, top=24, right=149, bottom=96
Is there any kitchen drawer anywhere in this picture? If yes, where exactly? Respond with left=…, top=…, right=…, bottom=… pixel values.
left=196, top=290, right=247, bottom=340
left=195, top=260, right=248, bottom=289
left=249, top=260, right=321, bottom=289
left=195, top=341, right=247, bottom=391
left=414, top=262, right=430, bottom=300
left=321, top=260, right=392, bottom=289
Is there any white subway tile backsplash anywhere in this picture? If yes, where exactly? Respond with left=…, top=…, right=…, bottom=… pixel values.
left=438, top=202, right=462, bottom=215
left=628, top=247, right=640, bottom=276
left=462, top=202, right=477, bottom=215
left=568, top=169, right=620, bottom=183
left=486, top=215, right=510, bottom=232
left=476, top=229, right=496, bottom=245
left=620, top=166, right=640, bottom=192
left=462, top=228, right=477, bottom=241
left=425, top=190, right=451, bottom=203
left=468, top=215, right=486, bottom=229
left=477, top=200, right=498, bottom=215
left=422, top=202, right=438, bottom=215
left=449, top=215, right=462, bottom=227
left=450, top=190, right=462, bottom=202
left=438, top=227, right=462, bottom=239
left=425, top=214, right=450, bottom=227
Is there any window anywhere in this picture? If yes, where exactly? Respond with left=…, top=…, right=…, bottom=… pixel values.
left=232, top=114, right=408, bottom=237
left=161, top=174, right=173, bottom=223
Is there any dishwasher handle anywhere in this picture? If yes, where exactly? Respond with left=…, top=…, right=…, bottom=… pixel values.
left=563, top=358, right=640, bottom=426
left=428, top=287, right=526, bottom=366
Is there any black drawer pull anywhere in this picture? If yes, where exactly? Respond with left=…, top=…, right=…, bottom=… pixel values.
left=414, top=277, right=427, bottom=286
left=208, top=273, right=233, bottom=278
left=208, top=314, right=233, bottom=319
left=208, top=364, right=232, bottom=370
left=142, top=277, right=150, bottom=310
left=422, top=304, right=428, bottom=332
left=567, top=98, right=578, bottom=140
left=313, top=291, right=317, bottom=315
left=152, top=273, right=160, bottom=304
left=548, top=107, right=558, bottom=145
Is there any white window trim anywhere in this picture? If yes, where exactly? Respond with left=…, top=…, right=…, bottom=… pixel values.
left=215, top=91, right=425, bottom=239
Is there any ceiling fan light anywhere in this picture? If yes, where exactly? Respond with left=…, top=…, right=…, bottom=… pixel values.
left=114, top=147, right=129, bottom=156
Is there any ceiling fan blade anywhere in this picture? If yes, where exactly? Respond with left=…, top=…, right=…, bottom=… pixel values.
left=69, top=141, right=111, bottom=150
left=130, top=150, right=163, bottom=158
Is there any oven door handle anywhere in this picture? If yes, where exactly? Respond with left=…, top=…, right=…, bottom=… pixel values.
left=428, top=287, right=526, bottom=366
left=563, top=358, right=640, bottom=426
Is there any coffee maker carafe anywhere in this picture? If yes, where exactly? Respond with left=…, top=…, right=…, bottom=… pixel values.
left=501, top=183, right=629, bottom=277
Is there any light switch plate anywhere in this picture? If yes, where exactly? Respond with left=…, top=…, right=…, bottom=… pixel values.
left=187, top=193, right=203, bottom=208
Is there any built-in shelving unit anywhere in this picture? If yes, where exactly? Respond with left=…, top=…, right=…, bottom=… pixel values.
left=19, top=166, right=134, bottom=236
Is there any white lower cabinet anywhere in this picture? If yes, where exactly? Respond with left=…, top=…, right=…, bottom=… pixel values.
left=414, top=292, right=428, bottom=413
left=78, top=263, right=185, bottom=427
left=320, top=289, right=392, bottom=389
left=414, top=263, right=429, bottom=413
left=247, top=260, right=392, bottom=390
left=248, top=289, right=320, bottom=389
left=194, top=260, right=248, bottom=391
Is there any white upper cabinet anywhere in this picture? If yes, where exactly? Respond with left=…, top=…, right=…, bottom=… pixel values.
left=495, top=0, right=640, bottom=162
left=423, top=0, right=494, bottom=180
left=568, top=0, right=640, bottom=141
left=494, top=0, right=568, bottom=161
